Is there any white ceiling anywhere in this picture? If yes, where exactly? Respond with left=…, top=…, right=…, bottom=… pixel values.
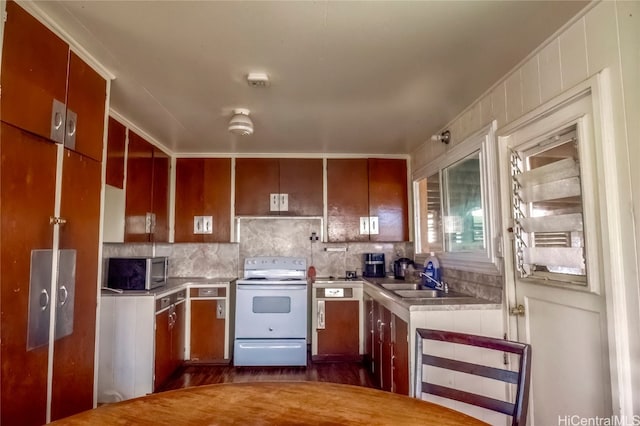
left=31, top=1, right=588, bottom=156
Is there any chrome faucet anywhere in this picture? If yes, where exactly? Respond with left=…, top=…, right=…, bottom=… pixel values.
left=419, top=272, right=449, bottom=293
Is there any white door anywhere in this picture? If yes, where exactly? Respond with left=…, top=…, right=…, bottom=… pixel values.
left=499, top=92, right=613, bottom=425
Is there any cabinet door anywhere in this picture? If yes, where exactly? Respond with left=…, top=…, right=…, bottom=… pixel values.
left=124, top=131, right=153, bottom=242
left=175, top=158, right=231, bottom=243
left=279, top=158, right=323, bottom=216
left=317, top=300, right=360, bottom=359
left=105, top=117, right=126, bottom=188
left=0, top=1, right=68, bottom=140
left=235, top=158, right=279, bottom=215
left=391, top=315, right=409, bottom=395
left=0, top=124, right=57, bottom=426
left=175, top=159, right=205, bottom=242
left=327, top=159, right=369, bottom=242
left=65, top=52, right=107, bottom=162
left=372, top=301, right=382, bottom=387
left=364, top=295, right=375, bottom=371
left=172, top=302, right=185, bottom=371
left=151, top=147, right=170, bottom=242
left=380, top=305, right=393, bottom=392
left=203, top=159, right=231, bottom=242
left=154, top=309, right=172, bottom=391
left=190, top=300, right=226, bottom=361
left=368, top=159, right=408, bottom=242
left=51, top=150, right=102, bottom=420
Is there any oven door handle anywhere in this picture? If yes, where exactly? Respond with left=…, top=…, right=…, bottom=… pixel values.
left=237, top=285, right=307, bottom=291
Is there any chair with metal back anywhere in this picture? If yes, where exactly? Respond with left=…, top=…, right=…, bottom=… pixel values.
left=415, top=328, right=532, bottom=426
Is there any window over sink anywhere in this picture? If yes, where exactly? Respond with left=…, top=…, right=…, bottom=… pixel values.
left=413, top=121, right=501, bottom=274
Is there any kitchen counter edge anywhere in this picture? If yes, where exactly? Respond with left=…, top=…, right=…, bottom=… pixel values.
left=101, top=277, right=237, bottom=298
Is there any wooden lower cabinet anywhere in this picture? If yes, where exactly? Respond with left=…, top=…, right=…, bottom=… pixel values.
left=190, top=299, right=226, bottom=362
left=154, top=301, right=185, bottom=391
left=315, top=300, right=360, bottom=361
left=369, top=299, right=409, bottom=395
left=391, top=314, right=409, bottom=395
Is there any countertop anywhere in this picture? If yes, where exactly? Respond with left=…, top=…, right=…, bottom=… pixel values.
left=314, top=276, right=500, bottom=311
left=101, top=277, right=237, bottom=298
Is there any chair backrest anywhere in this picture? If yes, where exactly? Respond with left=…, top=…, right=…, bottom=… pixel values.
left=415, top=328, right=531, bottom=426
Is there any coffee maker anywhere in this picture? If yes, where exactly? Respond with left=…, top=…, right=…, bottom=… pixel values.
left=362, top=253, right=385, bottom=278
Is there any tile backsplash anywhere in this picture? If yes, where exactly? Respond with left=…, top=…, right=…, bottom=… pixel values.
left=103, top=217, right=414, bottom=279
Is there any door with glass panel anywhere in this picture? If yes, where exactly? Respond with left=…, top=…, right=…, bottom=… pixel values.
left=500, top=93, right=612, bottom=425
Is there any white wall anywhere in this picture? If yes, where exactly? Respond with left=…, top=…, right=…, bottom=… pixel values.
left=410, top=0, right=640, bottom=416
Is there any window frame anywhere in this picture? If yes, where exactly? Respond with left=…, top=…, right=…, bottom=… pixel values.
left=413, top=121, right=501, bottom=275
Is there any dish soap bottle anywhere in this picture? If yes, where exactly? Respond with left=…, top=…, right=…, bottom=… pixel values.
left=423, top=252, right=441, bottom=285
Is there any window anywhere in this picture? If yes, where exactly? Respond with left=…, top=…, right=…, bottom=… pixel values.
left=414, top=121, right=500, bottom=274
left=511, top=125, right=587, bottom=285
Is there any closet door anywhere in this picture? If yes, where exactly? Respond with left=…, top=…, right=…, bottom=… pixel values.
left=0, top=124, right=57, bottom=426
left=51, top=150, right=102, bottom=421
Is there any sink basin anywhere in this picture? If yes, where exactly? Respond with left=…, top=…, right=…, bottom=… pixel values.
left=380, top=283, right=424, bottom=290
left=393, top=289, right=468, bottom=299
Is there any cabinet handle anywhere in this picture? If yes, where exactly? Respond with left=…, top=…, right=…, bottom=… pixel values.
left=65, top=108, right=78, bottom=150
left=58, top=285, right=68, bottom=307
left=50, top=99, right=66, bottom=143
left=39, top=289, right=50, bottom=312
left=317, top=300, right=325, bottom=330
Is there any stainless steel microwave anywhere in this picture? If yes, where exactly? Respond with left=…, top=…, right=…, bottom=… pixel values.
left=107, top=257, right=168, bottom=291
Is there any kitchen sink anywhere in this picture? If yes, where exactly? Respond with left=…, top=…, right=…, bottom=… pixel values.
left=380, top=283, right=425, bottom=291
left=393, top=289, right=468, bottom=299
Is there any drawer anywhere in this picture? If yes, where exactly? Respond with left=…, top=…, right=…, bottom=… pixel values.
left=190, top=287, right=226, bottom=298
left=156, top=295, right=172, bottom=312
left=315, top=287, right=353, bottom=298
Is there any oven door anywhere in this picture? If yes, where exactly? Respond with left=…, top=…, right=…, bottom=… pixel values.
left=235, top=284, right=307, bottom=339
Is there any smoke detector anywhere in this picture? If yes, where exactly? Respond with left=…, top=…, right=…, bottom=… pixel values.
left=228, top=108, right=253, bottom=136
left=247, top=72, right=270, bottom=87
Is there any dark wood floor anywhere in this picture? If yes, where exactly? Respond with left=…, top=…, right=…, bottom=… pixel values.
left=158, top=360, right=377, bottom=392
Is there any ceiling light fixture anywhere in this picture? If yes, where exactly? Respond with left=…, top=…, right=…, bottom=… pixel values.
left=431, top=130, right=451, bottom=144
left=228, top=108, right=253, bottom=136
left=247, top=72, right=270, bottom=87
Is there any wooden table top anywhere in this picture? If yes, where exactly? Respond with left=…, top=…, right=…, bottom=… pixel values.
left=52, top=381, right=488, bottom=425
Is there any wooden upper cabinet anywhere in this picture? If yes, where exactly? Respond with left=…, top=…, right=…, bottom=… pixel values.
left=152, top=148, right=170, bottom=243
left=1, top=2, right=106, bottom=161
left=368, top=158, right=409, bottom=242
left=175, top=158, right=231, bottom=243
left=65, top=52, right=107, bottom=162
left=124, top=132, right=169, bottom=242
left=279, top=158, right=323, bottom=216
left=327, top=158, right=408, bottom=242
left=235, top=158, right=279, bottom=216
left=327, top=159, right=370, bottom=242
left=105, top=117, right=126, bottom=188
left=235, top=158, right=323, bottom=216
left=1, top=1, right=68, bottom=139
